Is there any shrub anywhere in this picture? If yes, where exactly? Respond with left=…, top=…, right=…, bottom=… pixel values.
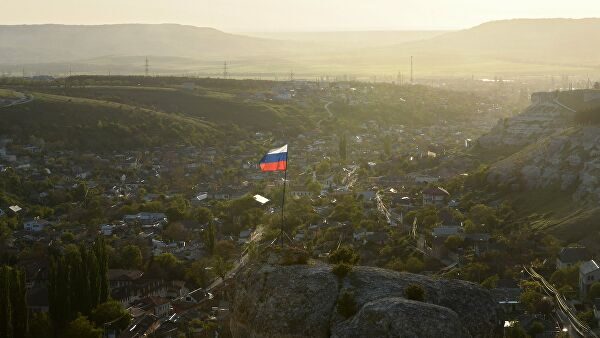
left=404, top=283, right=426, bottom=301
left=329, top=246, right=359, bottom=265
left=337, top=290, right=358, bottom=318
left=279, top=247, right=309, bottom=265
left=332, top=263, right=352, bottom=279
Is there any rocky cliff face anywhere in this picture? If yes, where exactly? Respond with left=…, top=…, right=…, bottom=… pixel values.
left=487, top=126, right=600, bottom=201
left=230, top=255, right=499, bottom=338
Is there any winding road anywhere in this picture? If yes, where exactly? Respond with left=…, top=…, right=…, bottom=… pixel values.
left=0, top=91, right=34, bottom=108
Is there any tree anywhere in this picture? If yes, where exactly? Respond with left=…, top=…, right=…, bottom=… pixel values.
left=0, top=265, right=27, bottom=338
left=91, top=300, right=131, bottom=331
left=578, top=310, right=598, bottom=329
left=339, top=134, right=347, bottom=161
left=444, top=235, right=463, bottom=251
left=520, top=289, right=544, bottom=314
left=504, top=322, right=528, bottom=338
left=194, top=207, right=212, bottom=225
left=588, top=281, right=600, bottom=300
left=29, top=313, right=52, bottom=338
left=550, top=265, right=579, bottom=289
left=481, top=275, right=499, bottom=289
left=119, top=245, right=143, bottom=269
left=329, top=246, right=360, bottom=265
left=64, top=315, right=102, bottom=338
left=163, top=222, right=189, bottom=242
left=185, top=259, right=214, bottom=288
left=213, top=256, right=232, bottom=280
left=214, top=240, right=236, bottom=259
left=403, top=257, right=424, bottom=273
left=204, top=222, right=216, bottom=255
left=404, top=283, right=425, bottom=301
left=468, top=204, right=498, bottom=229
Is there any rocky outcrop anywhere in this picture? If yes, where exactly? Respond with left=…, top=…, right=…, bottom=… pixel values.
left=230, top=257, right=499, bottom=338
left=487, top=126, right=600, bottom=201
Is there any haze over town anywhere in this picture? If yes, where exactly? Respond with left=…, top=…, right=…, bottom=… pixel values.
left=2, top=2, right=600, bottom=338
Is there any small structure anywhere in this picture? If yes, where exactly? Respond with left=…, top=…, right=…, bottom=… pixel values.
left=23, top=218, right=50, bottom=232
left=556, top=246, right=590, bottom=270
left=422, top=187, right=450, bottom=206
left=579, top=260, right=600, bottom=298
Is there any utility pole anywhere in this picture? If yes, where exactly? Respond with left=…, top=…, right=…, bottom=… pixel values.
left=410, top=56, right=414, bottom=84
left=145, top=57, right=149, bottom=77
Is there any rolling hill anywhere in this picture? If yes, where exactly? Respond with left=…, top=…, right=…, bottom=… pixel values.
left=0, top=91, right=218, bottom=150
left=0, top=24, right=294, bottom=65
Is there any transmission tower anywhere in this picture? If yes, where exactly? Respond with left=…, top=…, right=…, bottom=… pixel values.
left=223, top=61, right=228, bottom=79
left=145, top=57, right=150, bottom=77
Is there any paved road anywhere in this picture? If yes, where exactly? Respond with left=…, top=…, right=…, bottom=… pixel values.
left=0, top=92, right=34, bottom=108
left=524, top=265, right=596, bottom=338
left=316, top=100, right=334, bottom=129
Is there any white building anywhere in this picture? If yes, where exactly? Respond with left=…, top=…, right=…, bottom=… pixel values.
left=579, top=260, right=600, bottom=298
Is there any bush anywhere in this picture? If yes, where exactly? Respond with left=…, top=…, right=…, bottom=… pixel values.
left=279, top=247, right=309, bottom=265
left=329, top=246, right=359, bottom=265
left=337, top=290, right=358, bottom=318
left=404, top=283, right=425, bottom=301
left=332, top=263, right=352, bottom=279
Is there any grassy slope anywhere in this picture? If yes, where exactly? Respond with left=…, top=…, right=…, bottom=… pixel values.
left=39, top=86, right=315, bottom=134
left=0, top=92, right=217, bottom=150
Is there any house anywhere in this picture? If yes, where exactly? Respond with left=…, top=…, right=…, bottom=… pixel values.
left=556, top=246, right=590, bottom=270
left=291, top=189, right=313, bottom=198
left=119, top=314, right=159, bottom=338
left=594, top=299, right=600, bottom=327
left=101, top=224, right=115, bottom=236
left=123, top=212, right=168, bottom=226
left=109, top=269, right=144, bottom=289
left=422, top=187, right=450, bottom=206
left=23, top=218, right=50, bottom=232
left=579, top=260, right=600, bottom=298
left=134, top=296, right=171, bottom=317
left=238, top=229, right=253, bottom=244
left=492, top=279, right=522, bottom=316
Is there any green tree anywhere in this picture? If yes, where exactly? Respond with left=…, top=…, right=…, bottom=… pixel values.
left=329, top=246, right=360, bottom=265
left=588, top=282, right=600, bottom=300
left=444, top=235, right=463, bottom=251
left=204, top=222, right=216, bottom=255
left=64, top=315, right=102, bottom=338
left=29, top=313, right=52, bottom=338
left=481, top=275, right=499, bottom=289
left=119, top=245, right=143, bottom=269
left=339, top=134, right=347, bottom=161
left=194, top=207, right=212, bottom=225
left=213, top=256, right=232, bottom=280
left=91, top=300, right=131, bottom=331
left=504, top=322, right=528, bottom=338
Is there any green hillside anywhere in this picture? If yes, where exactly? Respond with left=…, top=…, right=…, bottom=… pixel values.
left=0, top=92, right=218, bottom=150
left=42, top=85, right=314, bottom=134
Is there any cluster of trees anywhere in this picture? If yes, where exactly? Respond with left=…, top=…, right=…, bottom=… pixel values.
left=48, top=238, right=109, bottom=330
left=0, top=266, right=27, bottom=338
left=575, top=106, right=600, bottom=125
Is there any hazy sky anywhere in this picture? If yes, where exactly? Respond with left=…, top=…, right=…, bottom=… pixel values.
left=3, top=0, right=600, bottom=31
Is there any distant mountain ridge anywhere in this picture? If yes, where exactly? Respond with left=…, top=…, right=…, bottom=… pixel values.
left=1, top=19, right=600, bottom=75
left=0, top=23, right=291, bottom=64
left=370, top=18, right=600, bottom=67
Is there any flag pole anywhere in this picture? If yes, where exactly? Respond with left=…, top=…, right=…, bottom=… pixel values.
left=280, top=166, right=287, bottom=247
left=279, top=150, right=290, bottom=248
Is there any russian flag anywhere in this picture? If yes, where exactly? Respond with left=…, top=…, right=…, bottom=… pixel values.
left=259, top=144, right=288, bottom=172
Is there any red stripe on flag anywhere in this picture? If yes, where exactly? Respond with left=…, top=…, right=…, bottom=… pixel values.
left=260, top=161, right=287, bottom=172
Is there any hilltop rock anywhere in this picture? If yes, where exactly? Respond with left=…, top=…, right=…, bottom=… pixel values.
left=230, top=255, right=499, bottom=338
